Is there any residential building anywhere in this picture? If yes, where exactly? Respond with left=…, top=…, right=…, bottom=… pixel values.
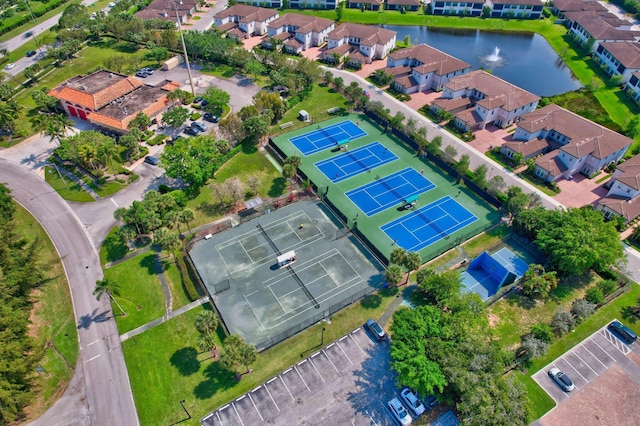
left=597, top=154, right=640, bottom=221
left=234, top=0, right=283, bottom=7
left=430, top=0, right=484, bottom=16
left=568, top=12, right=638, bottom=52
left=213, top=4, right=279, bottom=38
left=508, top=104, right=632, bottom=182
left=347, top=0, right=383, bottom=10
left=262, top=13, right=334, bottom=53
left=594, top=41, right=640, bottom=83
left=386, top=43, right=471, bottom=93
left=135, top=0, right=199, bottom=24
left=323, top=23, right=396, bottom=66
left=625, top=72, right=640, bottom=104
left=386, top=0, right=421, bottom=11
left=49, top=70, right=180, bottom=134
left=488, top=0, right=543, bottom=19
left=552, top=0, right=608, bottom=20
left=429, top=70, right=539, bottom=131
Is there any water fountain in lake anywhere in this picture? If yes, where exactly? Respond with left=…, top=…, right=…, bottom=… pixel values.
left=480, top=46, right=506, bottom=68
left=486, top=47, right=501, bottom=62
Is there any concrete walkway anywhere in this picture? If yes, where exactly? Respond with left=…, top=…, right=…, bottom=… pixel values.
left=119, top=296, right=209, bottom=342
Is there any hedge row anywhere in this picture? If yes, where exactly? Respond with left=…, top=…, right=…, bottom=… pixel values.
left=0, top=0, right=72, bottom=37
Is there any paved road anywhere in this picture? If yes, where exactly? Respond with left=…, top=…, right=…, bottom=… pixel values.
left=0, top=159, right=139, bottom=426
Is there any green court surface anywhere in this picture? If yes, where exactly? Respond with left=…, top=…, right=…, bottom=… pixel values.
left=272, top=114, right=500, bottom=262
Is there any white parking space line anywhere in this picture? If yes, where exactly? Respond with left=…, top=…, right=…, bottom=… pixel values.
left=261, top=384, right=280, bottom=412
left=215, top=411, right=222, bottom=424
left=322, top=349, right=340, bottom=373
left=309, top=355, right=326, bottom=383
left=247, top=393, right=264, bottom=422
left=232, top=403, right=245, bottom=426
left=336, top=340, right=354, bottom=365
left=278, top=376, right=295, bottom=402
left=349, top=331, right=366, bottom=355
left=581, top=343, right=608, bottom=369
left=572, top=351, right=598, bottom=376
left=592, top=336, right=620, bottom=361
left=294, top=365, right=311, bottom=392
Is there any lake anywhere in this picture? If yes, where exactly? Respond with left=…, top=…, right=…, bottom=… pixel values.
left=380, top=26, right=582, bottom=97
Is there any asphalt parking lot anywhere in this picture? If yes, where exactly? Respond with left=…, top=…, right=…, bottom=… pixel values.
left=533, top=322, right=637, bottom=403
left=201, top=327, right=402, bottom=426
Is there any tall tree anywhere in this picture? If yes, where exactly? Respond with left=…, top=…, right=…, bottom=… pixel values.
left=385, top=263, right=404, bottom=288
left=504, top=186, right=531, bottom=219
left=194, top=311, right=219, bottom=336
left=93, top=278, right=126, bottom=315
left=162, top=106, right=189, bottom=128
left=220, top=335, right=258, bottom=376
left=402, top=252, right=422, bottom=284
left=417, top=269, right=461, bottom=306
left=202, top=87, right=230, bottom=112
left=128, top=112, right=151, bottom=132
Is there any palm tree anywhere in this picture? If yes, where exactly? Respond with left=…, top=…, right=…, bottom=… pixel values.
left=0, top=100, right=20, bottom=133
left=32, top=113, right=73, bottom=145
left=194, top=311, right=219, bottom=336
left=197, top=333, right=217, bottom=355
left=93, top=278, right=126, bottom=316
left=179, top=209, right=194, bottom=234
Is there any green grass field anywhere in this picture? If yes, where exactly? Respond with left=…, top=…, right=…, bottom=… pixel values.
left=123, top=288, right=396, bottom=425
left=44, top=166, right=95, bottom=202
left=104, top=252, right=165, bottom=334
left=272, top=114, right=500, bottom=262
left=12, top=203, right=78, bottom=421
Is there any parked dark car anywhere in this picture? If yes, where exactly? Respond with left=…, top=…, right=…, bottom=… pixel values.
left=191, top=121, right=207, bottom=132
left=364, top=319, right=386, bottom=341
left=203, top=112, right=219, bottom=123
left=135, top=71, right=148, bottom=78
left=193, top=96, right=203, bottom=104
left=200, top=99, right=209, bottom=107
left=548, top=367, right=575, bottom=392
left=26, top=50, right=37, bottom=57
left=608, top=320, right=637, bottom=344
left=183, top=127, right=200, bottom=136
left=144, top=156, right=159, bottom=166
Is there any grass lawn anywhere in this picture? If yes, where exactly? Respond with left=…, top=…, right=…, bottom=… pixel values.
left=44, top=166, right=95, bottom=202
left=463, top=223, right=510, bottom=258
left=100, top=226, right=130, bottom=265
left=104, top=252, right=165, bottom=334
left=14, top=203, right=79, bottom=421
left=273, top=84, right=349, bottom=134
left=511, top=284, right=640, bottom=421
left=162, top=257, right=193, bottom=310
left=123, top=288, right=397, bottom=425
left=185, top=148, right=286, bottom=228
left=91, top=179, right=128, bottom=197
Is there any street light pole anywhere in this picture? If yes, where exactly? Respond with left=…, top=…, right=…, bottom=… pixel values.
left=179, top=399, right=191, bottom=419
left=321, top=327, right=326, bottom=346
left=174, top=3, right=196, bottom=96
left=24, top=0, right=42, bottom=52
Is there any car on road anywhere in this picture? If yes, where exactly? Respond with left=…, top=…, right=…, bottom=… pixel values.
left=203, top=112, right=219, bottom=123
left=400, top=388, right=425, bottom=417
left=5, top=63, right=15, bottom=70
left=191, top=121, right=207, bottom=132
left=364, top=90, right=370, bottom=98
left=388, top=397, right=412, bottom=425
left=183, top=127, right=200, bottom=136
left=144, top=156, right=159, bottom=166
left=26, top=50, right=37, bottom=57
left=25, top=31, right=33, bottom=37
left=364, top=318, right=386, bottom=341
left=608, top=320, right=637, bottom=344
left=548, top=367, right=575, bottom=392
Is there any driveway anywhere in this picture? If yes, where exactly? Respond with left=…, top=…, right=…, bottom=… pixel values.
left=202, top=327, right=404, bottom=426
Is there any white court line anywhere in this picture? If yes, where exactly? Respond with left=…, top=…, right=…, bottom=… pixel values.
left=232, top=403, right=245, bottom=426
left=349, top=331, right=366, bottom=355
left=336, top=340, right=354, bottom=365
left=294, top=366, right=311, bottom=392
left=268, top=286, right=287, bottom=312
left=242, top=295, right=265, bottom=328
left=322, top=349, right=340, bottom=373
left=278, top=376, right=295, bottom=401
left=263, top=383, right=280, bottom=412
left=247, top=392, right=264, bottom=422
left=309, top=355, right=326, bottom=383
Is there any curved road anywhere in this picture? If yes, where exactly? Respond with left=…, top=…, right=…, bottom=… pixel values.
left=0, top=159, right=138, bottom=426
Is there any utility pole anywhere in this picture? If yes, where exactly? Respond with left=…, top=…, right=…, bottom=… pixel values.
left=24, top=0, right=42, bottom=52
left=174, top=3, right=196, bottom=96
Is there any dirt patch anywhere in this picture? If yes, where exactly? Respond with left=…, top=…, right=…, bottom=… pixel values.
left=488, top=313, right=500, bottom=327
left=540, top=364, right=640, bottom=426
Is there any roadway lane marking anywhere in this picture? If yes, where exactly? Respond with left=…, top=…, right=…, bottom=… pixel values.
left=85, top=354, right=102, bottom=363
left=111, top=198, right=118, bottom=207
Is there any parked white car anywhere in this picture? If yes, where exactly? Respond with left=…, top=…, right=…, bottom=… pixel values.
left=388, top=397, right=412, bottom=425
left=400, top=388, right=425, bottom=417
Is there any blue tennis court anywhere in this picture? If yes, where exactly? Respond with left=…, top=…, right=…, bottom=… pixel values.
left=381, top=196, right=478, bottom=252
left=290, top=120, right=367, bottom=156
left=346, top=168, right=435, bottom=216
left=315, top=142, right=397, bottom=183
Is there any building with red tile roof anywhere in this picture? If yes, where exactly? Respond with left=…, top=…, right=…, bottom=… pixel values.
left=49, top=70, right=180, bottom=133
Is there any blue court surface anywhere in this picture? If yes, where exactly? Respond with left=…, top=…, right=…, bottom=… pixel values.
left=381, top=196, right=478, bottom=252
left=346, top=168, right=435, bottom=216
left=461, top=247, right=529, bottom=301
left=290, top=120, right=367, bottom=156
left=315, top=142, right=397, bottom=183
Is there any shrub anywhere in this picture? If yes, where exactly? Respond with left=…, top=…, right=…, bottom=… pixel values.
left=520, top=335, right=548, bottom=362
left=598, top=279, right=617, bottom=296
left=551, top=307, right=575, bottom=335
left=530, top=323, right=554, bottom=344
left=585, top=287, right=605, bottom=305
left=572, top=299, right=596, bottom=322
left=190, top=112, right=201, bottom=121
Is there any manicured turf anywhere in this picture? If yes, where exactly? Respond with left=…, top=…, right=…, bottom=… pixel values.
left=44, top=166, right=95, bottom=203
left=272, top=114, right=500, bottom=262
left=104, top=252, right=165, bottom=334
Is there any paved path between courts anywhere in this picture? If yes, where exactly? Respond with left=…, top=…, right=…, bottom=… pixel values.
left=120, top=297, right=209, bottom=342
left=378, top=284, right=417, bottom=327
